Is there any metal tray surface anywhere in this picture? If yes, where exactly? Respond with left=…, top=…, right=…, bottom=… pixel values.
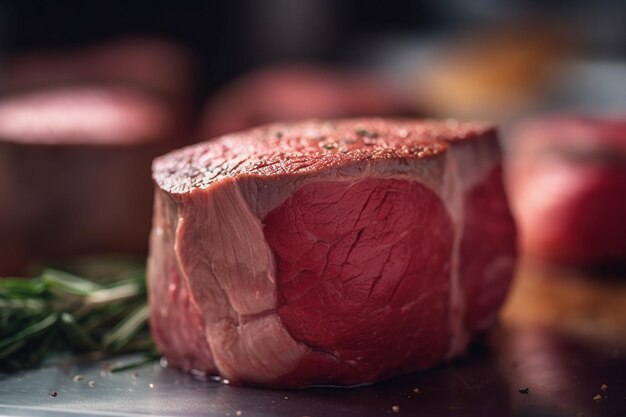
left=1, top=325, right=625, bottom=417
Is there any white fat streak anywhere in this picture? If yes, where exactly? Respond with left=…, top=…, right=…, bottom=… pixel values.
left=175, top=183, right=307, bottom=383
left=442, top=139, right=501, bottom=358
left=440, top=150, right=468, bottom=359
left=243, top=157, right=447, bottom=219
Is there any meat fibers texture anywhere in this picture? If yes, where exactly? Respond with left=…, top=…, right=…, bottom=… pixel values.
left=0, top=86, right=184, bottom=275
left=507, top=115, right=626, bottom=266
left=149, top=118, right=517, bottom=387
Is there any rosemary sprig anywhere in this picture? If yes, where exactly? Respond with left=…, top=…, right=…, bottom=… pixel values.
left=0, top=258, right=154, bottom=372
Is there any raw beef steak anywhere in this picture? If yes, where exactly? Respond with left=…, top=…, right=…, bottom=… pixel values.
left=149, top=119, right=517, bottom=387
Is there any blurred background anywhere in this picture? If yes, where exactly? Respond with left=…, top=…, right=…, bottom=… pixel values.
left=2, top=0, right=625, bottom=127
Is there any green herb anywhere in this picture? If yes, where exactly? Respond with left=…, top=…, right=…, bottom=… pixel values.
left=108, top=350, right=160, bottom=373
left=0, top=258, right=154, bottom=372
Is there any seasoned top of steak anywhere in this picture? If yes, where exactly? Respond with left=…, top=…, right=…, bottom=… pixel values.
left=154, top=118, right=494, bottom=194
left=0, top=87, right=175, bottom=145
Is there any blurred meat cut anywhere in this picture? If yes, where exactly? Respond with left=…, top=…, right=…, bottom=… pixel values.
left=507, top=115, right=626, bottom=267
left=148, top=119, right=516, bottom=387
left=2, top=37, right=194, bottom=106
left=0, top=86, right=185, bottom=276
left=200, top=65, right=415, bottom=138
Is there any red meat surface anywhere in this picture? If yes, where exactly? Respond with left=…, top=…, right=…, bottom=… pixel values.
left=149, top=119, right=517, bottom=387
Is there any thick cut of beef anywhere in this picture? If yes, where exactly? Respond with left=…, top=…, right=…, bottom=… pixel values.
left=0, top=86, right=184, bottom=276
left=507, top=115, right=626, bottom=266
left=149, top=119, right=517, bottom=387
